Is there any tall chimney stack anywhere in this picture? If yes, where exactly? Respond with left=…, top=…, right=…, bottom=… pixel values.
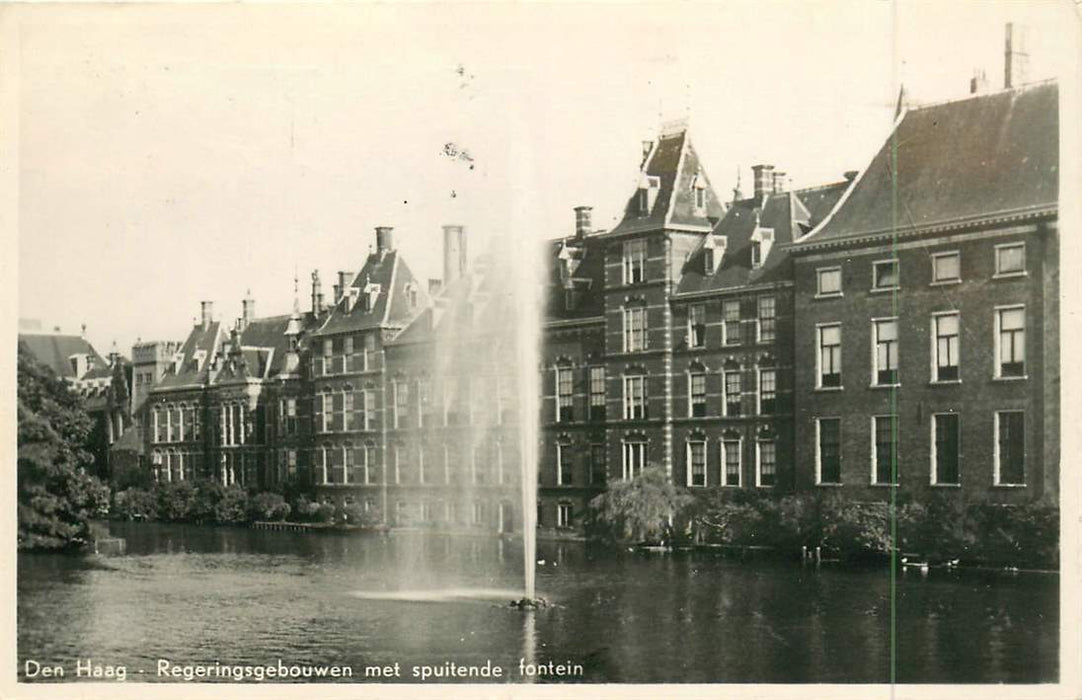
left=240, top=291, right=255, bottom=331
left=771, top=170, right=787, bottom=194
left=375, top=226, right=395, bottom=254
left=336, top=271, right=352, bottom=303
left=574, top=206, right=593, bottom=239
left=970, top=68, right=988, bottom=94
left=1004, top=22, right=1028, bottom=89
left=311, top=271, right=322, bottom=314
left=200, top=301, right=213, bottom=330
left=442, top=225, right=467, bottom=287
left=751, top=164, right=774, bottom=201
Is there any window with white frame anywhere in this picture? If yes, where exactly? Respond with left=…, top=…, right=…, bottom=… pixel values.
left=722, top=439, right=741, bottom=486
left=724, top=370, right=742, bottom=417
left=817, top=418, right=842, bottom=484
left=556, top=365, right=574, bottom=422
left=623, top=306, right=647, bottom=352
left=689, top=368, right=707, bottom=417
left=589, top=367, right=606, bottom=421
left=688, top=304, right=706, bottom=347
left=818, top=324, right=842, bottom=388
left=623, top=239, right=647, bottom=284
left=757, top=296, right=776, bottom=343
left=873, top=260, right=899, bottom=290
left=623, top=374, right=647, bottom=419
left=750, top=241, right=762, bottom=269
left=557, top=503, right=572, bottom=528
left=996, top=306, right=1026, bottom=378
left=932, top=414, right=960, bottom=485
left=589, top=443, right=607, bottom=485
left=723, top=300, right=741, bottom=345
left=933, top=313, right=960, bottom=381
left=622, top=440, right=646, bottom=480
left=872, top=415, right=898, bottom=485
left=757, top=439, right=776, bottom=487
left=932, top=251, right=961, bottom=283
left=687, top=439, right=707, bottom=487
left=758, top=368, right=776, bottom=415
left=418, top=445, right=427, bottom=484
left=556, top=442, right=573, bottom=485
left=816, top=267, right=842, bottom=296
left=873, top=318, right=899, bottom=385
left=394, top=380, right=409, bottom=428
left=995, top=242, right=1025, bottom=277
left=995, top=411, right=1025, bottom=486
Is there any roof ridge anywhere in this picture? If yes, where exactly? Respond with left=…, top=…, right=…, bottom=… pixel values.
left=906, top=78, right=1057, bottom=112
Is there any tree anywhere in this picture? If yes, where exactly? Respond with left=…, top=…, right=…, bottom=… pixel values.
left=17, top=345, right=110, bottom=550
left=587, top=465, right=694, bottom=544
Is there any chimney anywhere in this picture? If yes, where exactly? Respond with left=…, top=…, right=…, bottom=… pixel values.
left=81, top=323, right=87, bottom=338
left=200, top=301, right=213, bottom=330
left=970, top=68, right=988, bottom=94
left=428, top=278, right=443, bottom=298
left=844, top=170, right=858, bottom=183
left=336, top=272, right=352, bottom=304
left=1004, top=22, right=1028, bottom=89
left=442, top=225, right=467, bottom=287
left=240, top=291, right=255, bottom=331
left=751, top=164, right=774, bottom=201
left=641, top=140, right=653, bottom=166
left=574, top=206, right=592, bottom=239
left=375, top=226, right=395, bottom=254
left=311, top=271, right=323, bottom=314
left=771, top=170, right=787, bottom=194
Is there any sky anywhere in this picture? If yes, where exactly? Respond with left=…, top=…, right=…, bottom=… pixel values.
left=13, top=1, right=1077, bottom=356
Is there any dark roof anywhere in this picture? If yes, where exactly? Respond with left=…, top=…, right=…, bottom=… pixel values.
left=110, top=425, right=144, bottom=455
left=798, top=81, right=1058, bottom=246
left=313, top=250, right=427, bottom=337
left=610, top=125, right=725, bottom=235
left=545, top=235, right=606, bottom=321
left=155, top=322, right=225, bottom=390
left=17, top=333, right=108, bottom=378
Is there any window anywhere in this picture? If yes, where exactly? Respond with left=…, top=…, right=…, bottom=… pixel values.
left=622, top=440, right=646, bottom=480
left=687, top=440, right=706, bottom=487
left=757, top=296, right=776, bottom=343
left=818, top=324, right=842, bottom=388
left=623, top=239, right=647, bottom=284
left=623, top=307, right=647, bottom=352
left=873, top=260, right=899, bottom=290
left=153, top=408, right=162, bottom=443
left=757, top=440, right=776, bottom=487
left=589, top=443, right=607, bottom=485
left=589, top=367, right=606, bottom=421
left=556, top=443, right=572, bottom=485
left=689, top=370, right=707, bottom=417
left=873, top=318, right=899, bottom=385
left=623, top=375, right=647, bottom=419
left=724, top=370, right=742, bottom=417
left=872, top=416, right=898, bottom=485
left=693, top=180, right=707, bottom=210
left=933, top=414, right=960, bottom=485
left=995, top=243, right=1025, bottom=277
left=723, top=301, right=741, bottom=345
left=996, top=306, right=1026, bottom=378
left=722, top=440, right=741, bottom=486
left=557, top=503, right=572, bottom=529
left=394, top=381, right=409, bottom=428
left=933, top=313, right=960, bottom=381
left=556, top=366, right=574, bottom=422
left=688, top=304, right=706, bottom=347
left=932, top=251, right=961, bottom=283
left=758, top=369, right=776, bottom=415
left=995, top=411, right=1025, bottom=485
left=817, top=267, right=842, bottom=296
left=636, top=188, right=650, bottom=215
left=817, top=418, right=842, bottom=484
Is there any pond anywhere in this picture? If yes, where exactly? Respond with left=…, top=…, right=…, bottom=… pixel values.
left=17, top=522, right=1057, bottom=684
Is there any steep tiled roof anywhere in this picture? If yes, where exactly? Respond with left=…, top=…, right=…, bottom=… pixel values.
left=545, top=235, right=605, bottom=321
left=313, top=250, right=427, bottom=337
left=798, top=81, right=1058, bottom=246
left=610, top=125, right=725, bottom=235
left=155, top=322, right=225, bottom=390
left=18, top=333, right=107, bottom=378
left=110, top=425, right=144, bottom=455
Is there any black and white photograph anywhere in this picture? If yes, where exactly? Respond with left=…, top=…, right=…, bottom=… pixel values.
left=6, top=1, right=1081, bottom=696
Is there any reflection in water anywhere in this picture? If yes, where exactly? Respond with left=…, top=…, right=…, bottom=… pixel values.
left=16, top=523, right=1058, bottom=684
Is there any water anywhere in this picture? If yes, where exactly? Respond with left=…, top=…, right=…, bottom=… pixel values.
left=17, top=523, right=1057, bottom=684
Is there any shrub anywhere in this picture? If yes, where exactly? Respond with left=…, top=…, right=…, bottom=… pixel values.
left=155, top=480, right=199, bottom=522
left=249, top=492, right=291, bottom=521
left=587, top=465, right=695, bottom=544
left=969, top=502, right=1058, bottom=568
left=213, top=485, right=249, bottom=523
left=112, top=487, right=158, bottom=521
left=312, top=502, right=336, bottom=524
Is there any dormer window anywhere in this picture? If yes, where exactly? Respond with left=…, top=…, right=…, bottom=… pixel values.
left=692, top=174, right=707, bottom=212
left=751, top=242, right=762, bottom=268
left=750, top=227, right=774, bottom=269
left=636, top=176, right=660, bottom=215
left=361, top=282, right=382, bottom=312
left=406, top=284, right=419, bottom=309
left=703, top=247, right=714, bottom=275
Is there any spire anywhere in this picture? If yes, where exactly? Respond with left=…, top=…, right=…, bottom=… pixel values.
left=894, top=84, right=907, bottom=120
